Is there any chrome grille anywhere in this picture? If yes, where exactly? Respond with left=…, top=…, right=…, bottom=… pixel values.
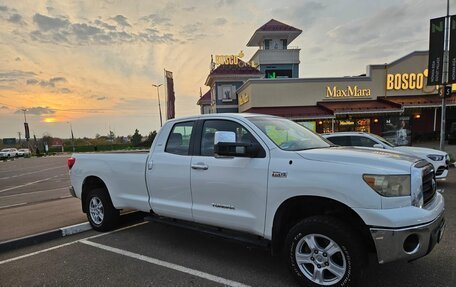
left=422, top=164, right=436, bottom=205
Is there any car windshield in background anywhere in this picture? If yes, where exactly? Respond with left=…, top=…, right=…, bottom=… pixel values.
left=371, top=134, right=395, bottom=147
left=249, top=117, right=331, bottom=151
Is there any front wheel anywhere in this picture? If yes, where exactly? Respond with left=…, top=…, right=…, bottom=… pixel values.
left=286, top=216, right=365, bottom=287
left=85, top=188, right=119, bottom=231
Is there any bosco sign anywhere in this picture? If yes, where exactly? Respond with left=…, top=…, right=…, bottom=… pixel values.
left=386, top=69, right=428, bottom=90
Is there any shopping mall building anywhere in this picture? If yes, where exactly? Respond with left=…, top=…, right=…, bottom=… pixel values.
left=197, top=19, right=456, bottom=144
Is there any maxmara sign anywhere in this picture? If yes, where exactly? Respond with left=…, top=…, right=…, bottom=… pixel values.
left=326, top=86, right=372, bottom=98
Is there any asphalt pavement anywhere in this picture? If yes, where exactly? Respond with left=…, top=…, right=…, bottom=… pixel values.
left=0, top=159, right=454, bottom=286
left=0, top=156, right=86, bottom=241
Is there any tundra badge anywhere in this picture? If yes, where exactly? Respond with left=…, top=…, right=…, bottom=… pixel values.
left=272, top=171, right=287, bottom=178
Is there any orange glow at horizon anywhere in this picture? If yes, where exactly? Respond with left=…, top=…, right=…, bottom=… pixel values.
left=42, top=117, right=58, bottom=123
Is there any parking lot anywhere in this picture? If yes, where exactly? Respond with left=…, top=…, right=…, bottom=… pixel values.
left=0, top=156, right=86, bottom=241
left=0, top=157, right=455, bottom=286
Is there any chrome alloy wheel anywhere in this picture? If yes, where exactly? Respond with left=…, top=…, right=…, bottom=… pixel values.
left=295, top=233, right=347, bottom=286
left=89, top=196, right=104, bottom=225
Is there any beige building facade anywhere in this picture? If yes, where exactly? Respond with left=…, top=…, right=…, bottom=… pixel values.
left=237, top=51, right=456, bottom=144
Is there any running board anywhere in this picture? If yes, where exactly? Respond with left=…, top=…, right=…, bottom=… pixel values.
left=144, top=215, right=270, bottom=249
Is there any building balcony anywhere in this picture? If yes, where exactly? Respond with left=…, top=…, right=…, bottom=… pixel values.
left=250, top=48, right=300, bottom=66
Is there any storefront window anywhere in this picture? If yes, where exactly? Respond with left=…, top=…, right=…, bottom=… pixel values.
left=382, top=116, right=411, bottom=146
left=334, top=118, right=370, bottom=133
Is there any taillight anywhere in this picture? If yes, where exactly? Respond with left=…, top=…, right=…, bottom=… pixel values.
left=68, top=157, right=76, bottom=170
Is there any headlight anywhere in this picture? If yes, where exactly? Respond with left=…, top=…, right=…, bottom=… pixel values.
left=363, top=174, right=411, bottom=197
left=427, top=154, right=444, bottom=161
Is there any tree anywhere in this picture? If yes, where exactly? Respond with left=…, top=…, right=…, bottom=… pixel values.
left=140, top=131, right=157, bottom=147
left=131, top=129, right=142, bottom=146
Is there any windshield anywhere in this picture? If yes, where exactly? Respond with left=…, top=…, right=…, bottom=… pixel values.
left=249, top=117, right=332, bottom=151
left=371, top=134, right=395, bottom=147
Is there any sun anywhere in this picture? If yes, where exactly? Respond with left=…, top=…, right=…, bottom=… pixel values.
left=43, top=117, right=58, bottom=123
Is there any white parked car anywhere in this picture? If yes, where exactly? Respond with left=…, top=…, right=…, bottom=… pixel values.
left=322, top=132, right=450, bottom=179
left=17, top=148, right=31, bottom=157
left=0, top=148, right=18, bottom=159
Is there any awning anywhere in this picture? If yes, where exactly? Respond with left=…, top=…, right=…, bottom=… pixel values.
left=318, top=100, right=403, bottom=115
left=379, top=94, right=456, bottom=108
left=244, top=106, right=334, bottom=119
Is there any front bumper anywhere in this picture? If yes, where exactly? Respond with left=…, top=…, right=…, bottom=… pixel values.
left=435, top=166, right=448, bottom=179
left=370, top=211, right=445, bottom=264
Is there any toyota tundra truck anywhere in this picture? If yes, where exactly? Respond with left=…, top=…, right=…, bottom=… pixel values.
left=68, top=114, right=445, bottom=287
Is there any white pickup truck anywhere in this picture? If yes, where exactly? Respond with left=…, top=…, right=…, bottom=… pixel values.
left=69, top=114, right=445, bottom=287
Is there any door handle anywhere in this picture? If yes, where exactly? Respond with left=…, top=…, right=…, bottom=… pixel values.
left=147, top=160, right=153, bottom=170
left=191, top=163, right=208, bottom=170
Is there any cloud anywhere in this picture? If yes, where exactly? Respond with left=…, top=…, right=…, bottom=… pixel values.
left=272, top=1, right=326, bottom=29
left=140, top=14, right=171, bottom=26
left=93, top=19, right=116, bottom=31
left=88, top=95, right=108, bottom=101
left=26, top=76, right=67, bottom=88
left=180, top=22, right=206, bottom=40
left=58, top=88, right=72, bottom=94
left=110, top=15, right=131, bottom=27
left=325, top=3, right=422, bottom=60
left=15, top=57, right=21, bottom=61
left=33, top=13, right=69, bottom=31
left=8, top=13, right=23, bottom=24
left=0, top=105, right=9, bottom=110
left=15, top=106, right=56, bottom=115
left=26, top=79, right=39, bottom=85
left=29, top=13, right=176, bottom=45
left=216, top=0, right=238, bottom=7
left=182, top=7, right=196, bottom=12
left=0, top=70, right=36, bottom=83
left=213, top=17, right=227, bottom=26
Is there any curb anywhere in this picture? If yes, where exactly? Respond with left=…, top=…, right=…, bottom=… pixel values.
left=0, top=222, right=92, bottom=253
left=0, top=211, right=145, bottom=253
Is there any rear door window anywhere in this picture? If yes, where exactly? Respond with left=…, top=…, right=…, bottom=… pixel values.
left=165, top=121, right=194, bottom=155
left=326, top=136, right=351, bottom=146
left=350, top=136, right=377, bottom=147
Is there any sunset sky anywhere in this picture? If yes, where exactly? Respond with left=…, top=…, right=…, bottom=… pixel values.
left=0, top=0, right=452, bottom=138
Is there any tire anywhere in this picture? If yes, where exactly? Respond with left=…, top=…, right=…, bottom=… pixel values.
left=285, top=216, right=366, bottom=287
left=85, top=188, right=119, bottom=231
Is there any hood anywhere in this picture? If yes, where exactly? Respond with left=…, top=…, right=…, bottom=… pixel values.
left=297, top=147, right=419, bottom=174
left=393, top=146, right=446, bottom=158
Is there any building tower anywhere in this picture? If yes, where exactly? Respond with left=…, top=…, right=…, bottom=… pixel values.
left=247, top=19, right=302, bottom=78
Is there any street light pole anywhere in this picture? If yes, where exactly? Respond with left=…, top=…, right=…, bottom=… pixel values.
left=153, top=84, right=163, bottom=127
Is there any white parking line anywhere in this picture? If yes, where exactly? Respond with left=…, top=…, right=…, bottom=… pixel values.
left=0, top=187, right=68, bottom=199
left=79, top=240, right=250, bottom=287
left=0, top=202, right=27, bottom=209
left=0, top=222, right=147, bottom=265
left=0, top=174, right=64, bottom=193
left=0, top=166, right=64, bottom=180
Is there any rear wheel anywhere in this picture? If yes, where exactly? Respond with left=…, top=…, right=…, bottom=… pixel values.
left=286, top=216, right=365, bottom=287
left=85, top=188, right=119, bottom=231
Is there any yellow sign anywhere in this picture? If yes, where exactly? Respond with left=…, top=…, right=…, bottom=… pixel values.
left=215, top=51, right=244, bottom=65
left=239, top=93, right=249, bottom=106
left=386, top=69, right=428, bottom=90
left=326, top=86, right=371, bottom=98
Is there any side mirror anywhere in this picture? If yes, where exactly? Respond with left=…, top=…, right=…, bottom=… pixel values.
left=213, top=131, right=260, bottom=157
left=214, top=131, right=236, bottom=144
left=373, top=143, right=384, bottom=149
